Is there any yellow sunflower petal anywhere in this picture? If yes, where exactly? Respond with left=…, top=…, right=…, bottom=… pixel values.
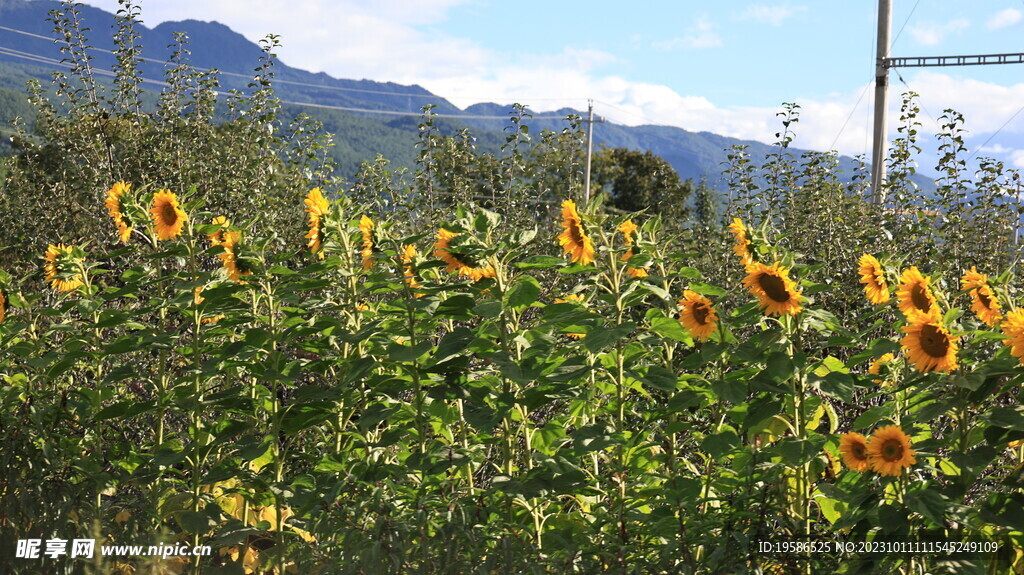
left=678, top=290, right=718, bottom=341
left=858, top=254, right=890, bottom=305
left=866, top=425, right=917, bottom=477
left=838, top=432, right=871, bottom=472
left=896, top=266, right=940, bottom=320
left=962, top=267, right=1002, bottom=327
left=304, top=188, right=329, bottom=258
left=900, top=315, right=959, bottom=373
left=741, top=261, right=803, bottom=316
left=150, top=190, right=187, bottom=241
left=557, top=199, right=595, bottom=265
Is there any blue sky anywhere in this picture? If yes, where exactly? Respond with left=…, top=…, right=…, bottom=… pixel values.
left=77, top=0, right=1024, bottom=172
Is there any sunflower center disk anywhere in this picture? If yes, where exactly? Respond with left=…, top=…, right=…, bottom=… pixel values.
left=758, top=273, right=791, bottom=303
left=919, top=324, right=949, bottom=358
left=692, top=303, right=710, bottom=325
left=978, top=290, right=993, bottom=309
left=910, top=284, right=932, bottom=312
left=162, top=203, right=178, bottom=225
left=569, top=223, right=584, bottom=246
left=881, top=439, right=903, bottom=462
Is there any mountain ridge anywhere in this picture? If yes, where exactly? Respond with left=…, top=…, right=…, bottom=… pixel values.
left=0, top=0, right=933, bottom=193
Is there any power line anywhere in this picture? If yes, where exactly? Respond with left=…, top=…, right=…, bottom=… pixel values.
left=968, top=104, right=1024, bottom=161
left=0, top=24, right=444, bottom=99
left=829, top=77, right=873, bottom=152
left=888, top=0, right=920, bottom=51
left=0, top=24, right=589, bottom=107
left=0, top=41, right=572, bottom=121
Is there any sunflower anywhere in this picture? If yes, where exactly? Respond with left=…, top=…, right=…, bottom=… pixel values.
left=901, top=314, right=959, bottom=373
left=866, top=425, right=917, bottom=477
left=554, top=293, right=587, bottom=339
left=208, top=217, right=249, bottom=283
left=207, top=215, right=230, bottom=246
left=434, top=228, right=495, bottom=281
left=401, top=244, right=423, bottom=296
left=838, top=432, right=871, bottom=472
left=43, top=244, right=85, bottom=292
left=1000, top=309, right=1024, bottom=365
left=728, top=218, right=754, bottom=266
left=150, top=190, right=187, bottom=241
left=618, top=219, right=639, bottom=242
left=962, top=267, right=1002, bottom=327
left=359, top=215, right=375, bottom=270
left=557, top=199, right=595, bottom=265
left=742, top=262, right=803, bottom=316
left=104, top=181, right=133, bottom=243
left=617, top=219, right=648, bottom=278
left=858, top=254, right=890, bottom=305
left=869, top=352, right=897, bottom=386
left=896, top=266, right=939, bottom=320
left=677, top=290, right=718, bottom=341
left=304, top=188, right=329, bottom=258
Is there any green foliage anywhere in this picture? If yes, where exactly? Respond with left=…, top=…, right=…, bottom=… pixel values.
left=593, top=146, right=693, bottom=222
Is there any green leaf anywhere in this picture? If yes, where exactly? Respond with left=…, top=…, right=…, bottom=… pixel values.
left=473, top=208, right=501, bottom=232
left=583, top=322, right=635, bottom=353
left=982, top=406, right=1024, bottom=431
left=281, top=401, right=334, bottom=434
left=94, top=400, right=156, bottom=421
left=701, top=429, right=739, bottom=459
left=515, top=256, right=563, bottom=270
left=777, top=435, right=826, bottom=465
left=853, top=405, right=894, bottom=429
left=434, top=328, right=475, bottom=365
left=435, top=294, right=475, bottom=320
left=505, top=276, right=541, bottom=310
left=815, top=372, right=856, bottom=403
left=178, top=510, right=217, bottom=534
left=813, top=489, right=847, bottom=525
left=386, top=340, right=433, bottom=362
left=905, top=488, right=950, bottom=527
left=649, top=316, right=692, bottom=344
left=638, top=365, right=679, bottom=392
left=510, top=228, right=537, bottom=247
left=713, top=375, right=748, bottom=404
left=473, top=300, right=502, bottom=318
left=765, top=352, right=795, bottom=382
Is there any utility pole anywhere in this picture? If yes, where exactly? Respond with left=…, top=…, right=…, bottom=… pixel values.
left=870, top=0, right=891, bottom=204
left=870, top=0, right=1024, bottom=204
left=582, top=100, right=605, bottom=206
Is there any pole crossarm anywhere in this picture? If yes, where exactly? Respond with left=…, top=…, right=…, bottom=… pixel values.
left=884, top=52, right=1024, bottom=68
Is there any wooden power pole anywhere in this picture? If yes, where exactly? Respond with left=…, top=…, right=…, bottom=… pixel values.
left=870, top=0, right=892, bottom=204
left=582, top=100, right=604, bottom=206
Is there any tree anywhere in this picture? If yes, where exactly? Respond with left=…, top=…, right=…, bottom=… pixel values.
left=0, top=1, right=337, bottom=270
left=592, top=147, right=692, bottom=222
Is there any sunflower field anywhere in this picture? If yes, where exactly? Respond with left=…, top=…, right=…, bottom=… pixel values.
left=3, top=3, right=1024, bottom=575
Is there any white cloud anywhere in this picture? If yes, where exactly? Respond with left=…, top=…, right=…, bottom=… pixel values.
left=654, top=15, right=722, bottom=50
left=80, top=0, right=487, bottom=80
left=987, top=8, right=1022, bottom=29
left=907, top=18, right=970, bottom=46
left=738, top=5, right=805, bottom=27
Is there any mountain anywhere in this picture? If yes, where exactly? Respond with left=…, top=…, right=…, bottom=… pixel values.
left=0, top=0, right=932, bottom=193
